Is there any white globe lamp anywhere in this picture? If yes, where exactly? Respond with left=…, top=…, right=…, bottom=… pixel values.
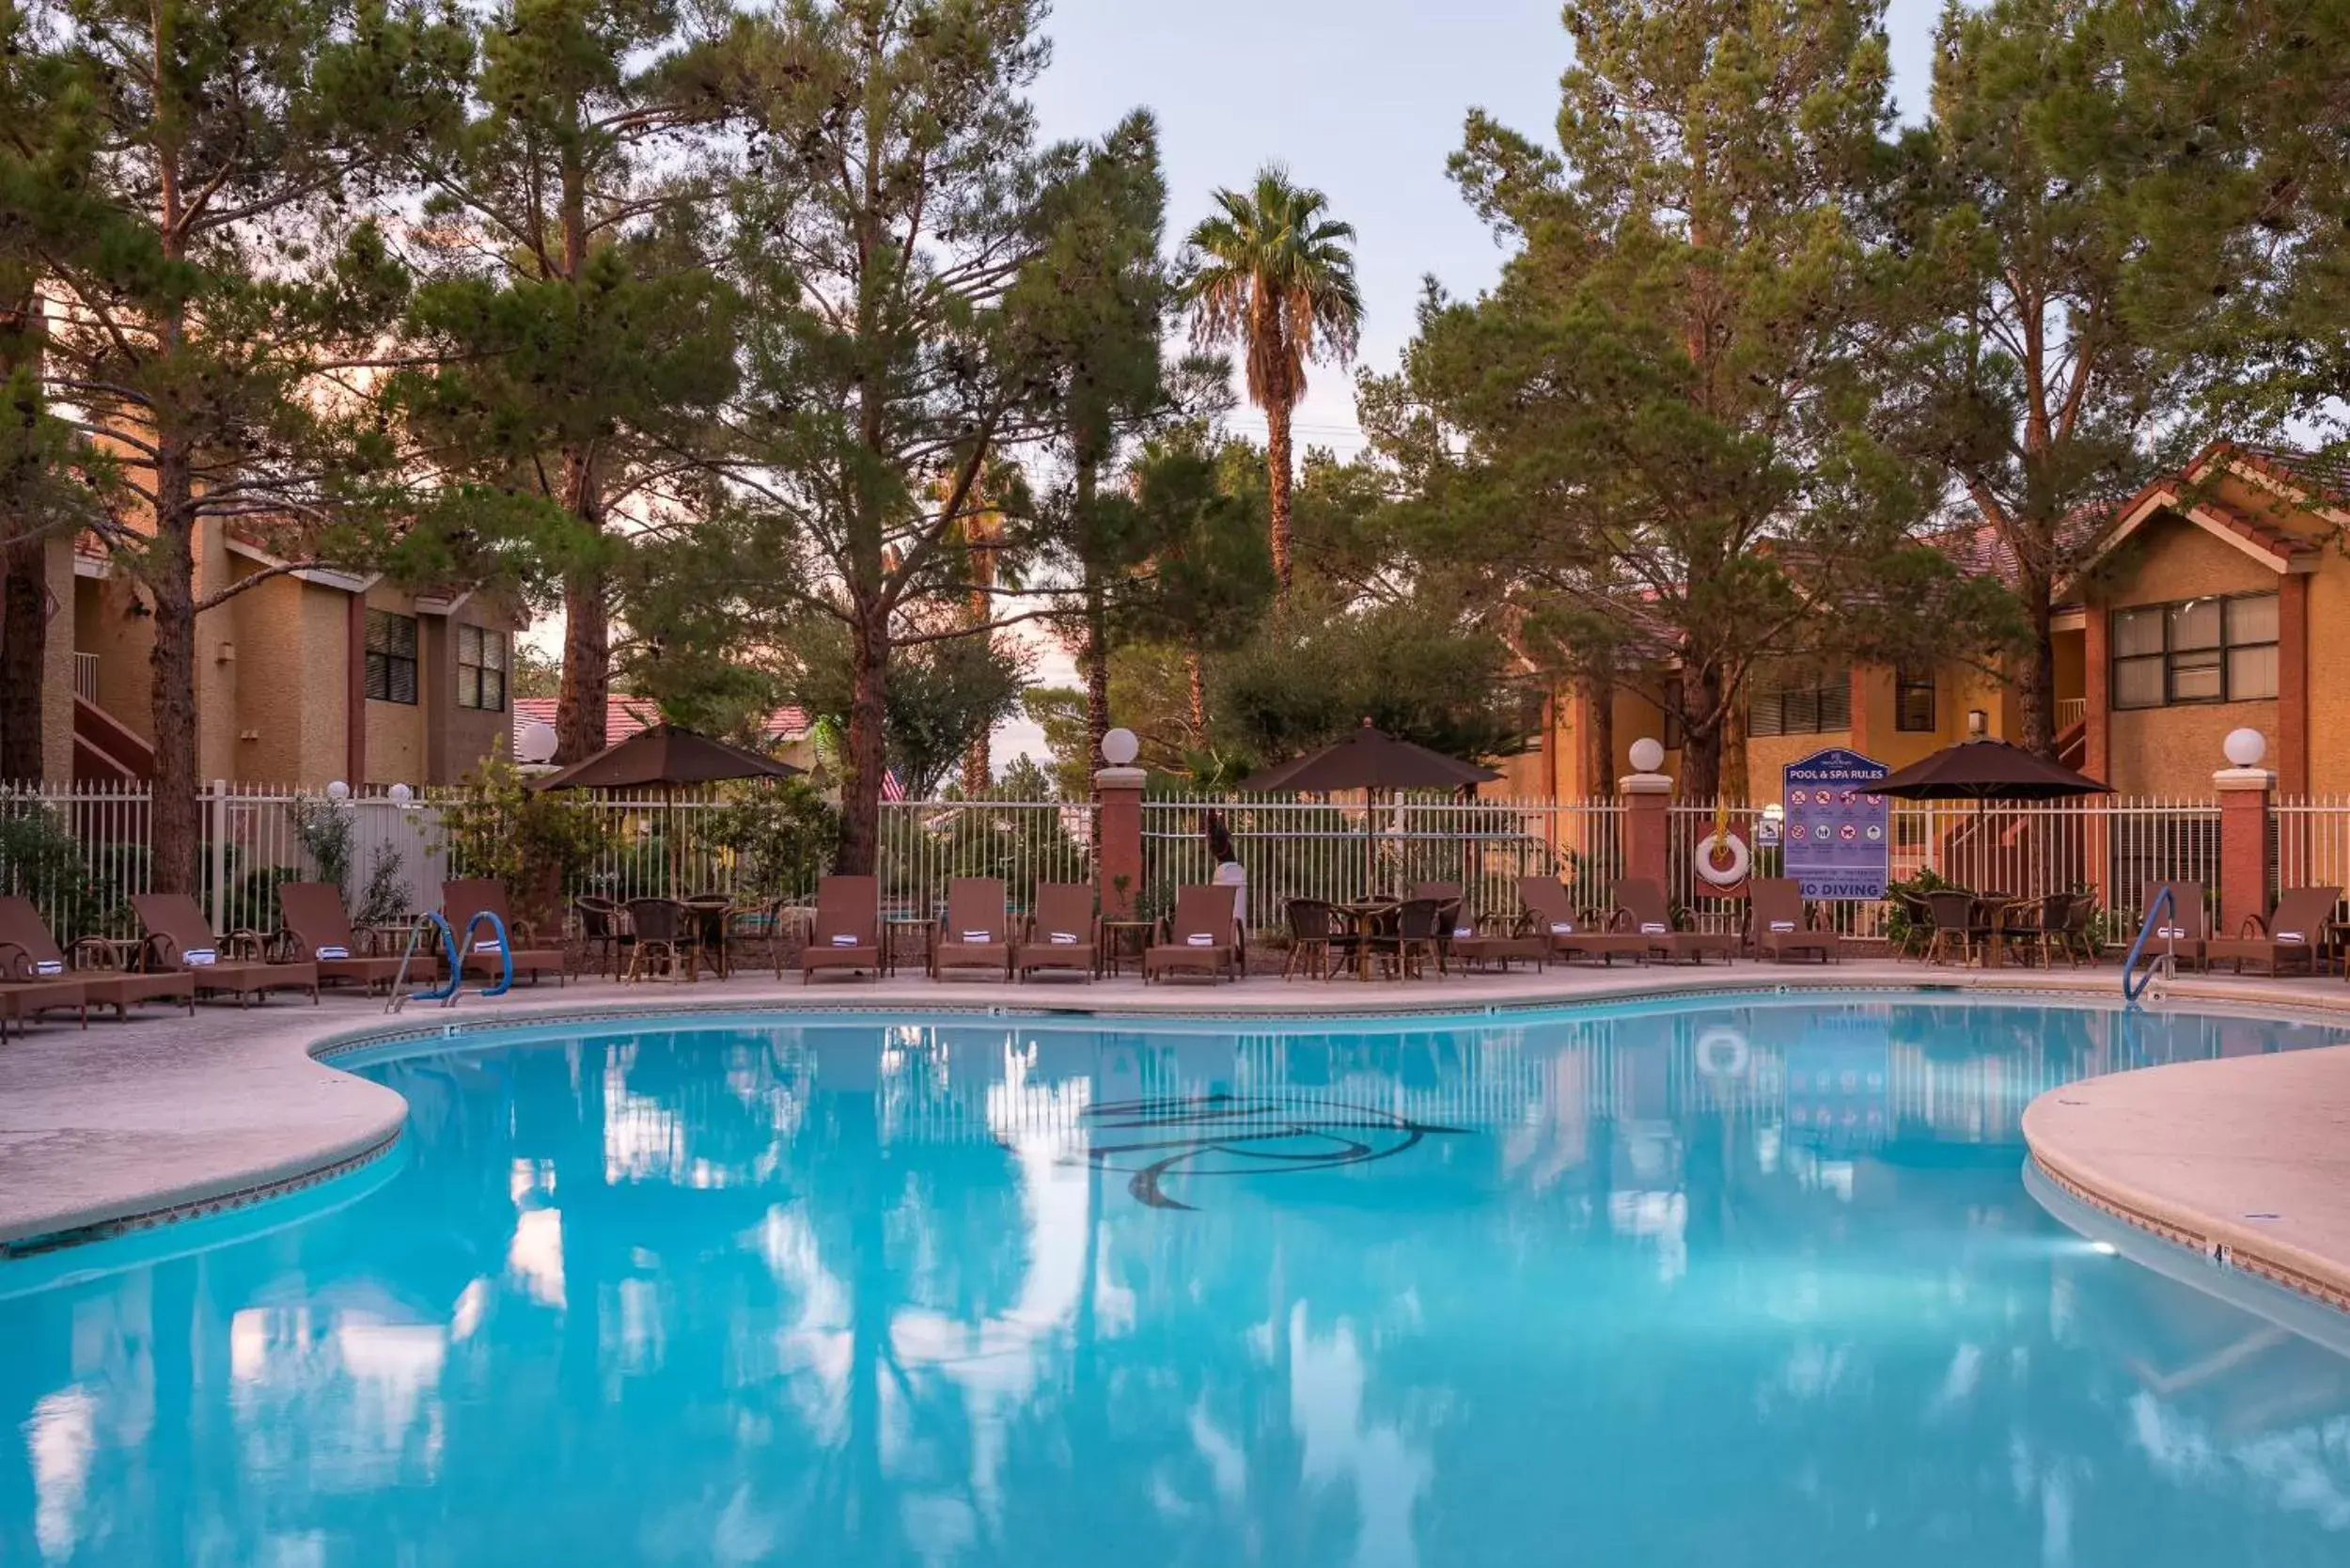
left=1101, top=728, right=1140, bottom=767
left=2222, top=728, right=2266, bottom=769
left=517, top=719, right=559, bottom=766
left=325, top=779, right=352, bottom=803
left=387, top=782, right=415, bottom=808
left=1628, top=737, right=1666, bottom=775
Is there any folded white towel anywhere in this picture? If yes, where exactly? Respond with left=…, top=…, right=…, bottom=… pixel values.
left=184, top=948, right=216, bottom=966
left=1453, top=926, right=1475, bottom=938
left=830, top=933, right=858, bottom=947
left=1049, top=933, right=1077, bottom=945
left=316, top=945, right=349, bottom=960
left=1768, top=920, right=1796, bottom=933
left=33, top=959, right=64, bottom=976
left=1548, top=921, right=1574, bottom=935
left=1639, top=921, right=1668, bottom=935
left=1185, top=933, right=1214, bottom=947
left=960, top=930, right=991, bottom=942
left=474, top=939, right=501, bottom=953
left=2156, top=925, right=2186, bottom=939
left=2277, top=931, right=2306, bottom=943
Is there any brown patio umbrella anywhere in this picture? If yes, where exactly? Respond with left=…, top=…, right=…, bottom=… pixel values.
left=1874, top=738, right=2110, bottom=802
left=1235, top=719, right=1501, bottom=793
left=532, top=724, right=803, bottom=791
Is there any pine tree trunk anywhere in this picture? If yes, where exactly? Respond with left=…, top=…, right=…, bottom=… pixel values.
left=2016, top=565, right=2057, bottom=757
left=1079, top=461, right=1110, bottom=787
left=1085, top=580, right=1110, bottom=783
left=148, top=452, right=201, bottom=895
left=0, top=535, right=43, bottom=782
left=1678, top=661, right=1723, bottom=803
left=838, top=608, right=889, bottom=873
left=554, top=563, right=610, bottom=763
left=1184, top=640, right=1206, bottom=734
left=0, top=287, right=46, bottom=781
left=961, top=729, right=990, bottom=795
left=1584, top=671, right=1613, bottom=800
left=1266, top=397, right=1294, bottom=601
left=1721, top=695, right=1749, bottom=804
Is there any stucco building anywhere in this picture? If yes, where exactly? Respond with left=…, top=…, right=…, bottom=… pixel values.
left=3, top=515, right=519, bottom=788
left=1492, top=441, right=2347, bottom=802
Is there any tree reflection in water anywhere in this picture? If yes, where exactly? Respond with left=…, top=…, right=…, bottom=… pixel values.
left=3, top=1000, right=2349, bottom=1567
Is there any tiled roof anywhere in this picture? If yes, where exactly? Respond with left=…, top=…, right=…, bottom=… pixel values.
left=2225, top=442, right=2350, bottom=510
left=2185, top=493, right=2321, bottom=560
left=510, top=696, right=810, bottom=749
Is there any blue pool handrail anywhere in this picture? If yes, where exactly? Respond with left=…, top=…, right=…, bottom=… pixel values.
left=406, top=912, right=464, bottom=1006
left=2122, top=885, right=2177, bottom=1006
left=461, top=910, right=515, bottom=999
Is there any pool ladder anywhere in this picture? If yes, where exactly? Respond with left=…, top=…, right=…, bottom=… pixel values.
left=2121, top=886, right=2179, bottom=1009
left=386, top=910, right=514, bottom=1012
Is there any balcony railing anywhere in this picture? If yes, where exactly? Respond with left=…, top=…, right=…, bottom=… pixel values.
left=2056, top=697, right=2086, bottom=732
left=71, top=651, right=100, bottom=704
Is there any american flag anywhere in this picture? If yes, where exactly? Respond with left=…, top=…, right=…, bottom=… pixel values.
left=880, top=768, right=906, bottom=802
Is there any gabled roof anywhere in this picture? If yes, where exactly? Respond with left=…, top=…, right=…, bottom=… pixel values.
left=2221, top=442, right=2350, bottom=510
left=2079, top=442, right=2334, bottom=577
left=511, top=695, right=810, bottom=751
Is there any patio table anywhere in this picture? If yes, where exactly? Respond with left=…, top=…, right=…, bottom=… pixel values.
left=1100, top=919, right=1156, bottom=979
left=1333, top=901, right=1401, bottom=980
left=882, top=916, right=935, bottom=979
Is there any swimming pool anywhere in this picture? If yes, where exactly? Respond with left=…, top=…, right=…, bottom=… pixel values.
left=6, top=995, right=2350, bottom=1566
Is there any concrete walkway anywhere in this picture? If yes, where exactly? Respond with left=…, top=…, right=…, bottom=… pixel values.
left=6, top=958, right=2350, bottom=1307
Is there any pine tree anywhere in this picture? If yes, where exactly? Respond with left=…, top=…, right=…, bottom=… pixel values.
left=394, top=0, right=740, bottom=765
left=16, top=0, right=468, bottom=888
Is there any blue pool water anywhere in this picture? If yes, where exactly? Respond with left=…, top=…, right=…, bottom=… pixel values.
left=6, top=996, right=2350, bottom=1566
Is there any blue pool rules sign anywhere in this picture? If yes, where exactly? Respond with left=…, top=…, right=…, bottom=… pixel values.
left=1782, top=748, right=1892, bottom=900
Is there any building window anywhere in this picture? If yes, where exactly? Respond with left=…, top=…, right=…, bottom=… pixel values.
left=457, top=624, right=508, bottom=712
left=1895, top=666, right=1936, bottom=732
left=1748, top=674, right=1851, bottom=737
left=364, top=610, right=418, bottom=705
left=2111, top=592, right=2278, bottom=710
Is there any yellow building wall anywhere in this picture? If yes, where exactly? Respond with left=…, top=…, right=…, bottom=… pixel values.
left=225, top=569, right=351, bottom=784
left=2097, top=513, right=2285, bottom=795
left=363, top=586, right=426, bottom=787
left=2310, top=561, right=2350, bottom=795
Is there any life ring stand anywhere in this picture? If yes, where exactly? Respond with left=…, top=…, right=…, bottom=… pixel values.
left=1693, top=830, right=1751, bottom=889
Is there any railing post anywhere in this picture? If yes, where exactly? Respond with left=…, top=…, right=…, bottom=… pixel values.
left=1620, top=738, right=1673, bottom=892
left=1095, top=765, right=1146, bottom=919
left=2214, top=729, right=2275, bottom=937
left=207, top=778, right=229, bottom=933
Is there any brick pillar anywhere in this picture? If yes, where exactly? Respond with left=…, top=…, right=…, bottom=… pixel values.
left=2214, top=757, right=2275, bottom=937
left=1621, top=767, right=1673, bottom=890
left=1095, top=765, right=1146, bottom=918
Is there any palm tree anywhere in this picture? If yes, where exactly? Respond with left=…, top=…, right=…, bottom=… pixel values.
left=1183, top=167, right=1363, bottom=600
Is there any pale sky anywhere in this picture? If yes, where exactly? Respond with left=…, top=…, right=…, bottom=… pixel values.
left=995, top=0, right=1949, bottom=771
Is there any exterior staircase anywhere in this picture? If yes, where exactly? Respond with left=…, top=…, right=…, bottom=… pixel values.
left=73, top=694, right=154, bottom=782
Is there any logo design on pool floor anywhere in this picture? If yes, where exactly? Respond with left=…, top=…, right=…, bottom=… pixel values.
left=1075, top=1093, right=1469, bottom=1210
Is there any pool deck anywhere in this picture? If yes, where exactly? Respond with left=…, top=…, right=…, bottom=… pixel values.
left=5, top=960, right=2350, bottom=1311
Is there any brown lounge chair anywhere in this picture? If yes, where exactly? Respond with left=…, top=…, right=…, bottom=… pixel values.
left=0, top=894, right=193, bottom=1023
left=441, top=880, right=568, bottom=986
left=0, top=902, right=88, bottom=1039
left=1751, top=878, right=1839, bottom=964
left=801, top=875, right=882, bottom=981
left=934, top=877, right=1012, bottom=980
left=1517, top=876, right=1647, bottom=964
left=2203, top=885, right=2342, bottom=976
left=131, top=893, right=318, bottom=1007
left=1016, top=883, right=1099, bottom=980
left=277, top=883, right=412, bottom=995
left=1144, top=885, right=1241, bottom=983
left=1613, top=878, right=1736, bottom=965
left=2140, top=880, right=2208, bottom=973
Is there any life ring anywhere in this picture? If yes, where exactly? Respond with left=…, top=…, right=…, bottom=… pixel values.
left=1697, top=1027, right=1750, bottom=1079
left=1693, top=829, right=1751, bottom=889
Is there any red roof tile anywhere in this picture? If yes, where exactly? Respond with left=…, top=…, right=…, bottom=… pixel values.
left=510, top=696, right=810, bottom=750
